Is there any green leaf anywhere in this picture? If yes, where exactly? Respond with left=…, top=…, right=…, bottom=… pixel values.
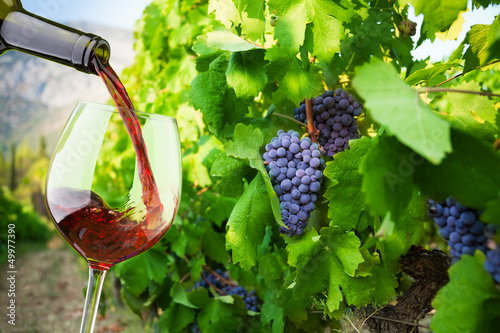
left=208, top=0, right=241, bottom=29
left=224, top=123, right=283, bottom=225
left=481, top=195, right=500, bottom=225
left=405, top=62, right=457, bottom=86
left=324, top=137, right=373, bottom=231
left=211, top=153, right=256, bottom=197
left=158, top=303, right=196, bottom=333
left=240, top=0, right=266, bottom=43
left=226, top=50, right=268, bottom=100
left=113, top=248, right=170, bottom=296
left=190, top=54, right=248, bottom=141
left=410, top=0, right=467, bottom=32
left=360, top=135, right=417, bottom=220
left=431, top=253, right=500, bottom=332
left=226, top=174, right=273, bottom=270
left=287, top=227, right=369, bottom=312
left=197, top=298, right=248, bottom=333
left=375, top=193, right=427, bottom=262
left=171, top=282, right=198, bottom=309
left=414, top=128, right=500, bottom=210
left=352, top=57, right=452, bottom=164
left=278, top=57, right=324, bottom=105
left=268, top=0, right=352, bottom=60
left=261, top=292, right=285, bottom=333
left=463, top=24, right=491, bottom=72
left=487, top=15, right=500, bottom=61
left=441, top=81, right=498, bottom=141
left=207, top=27, right=264, bottom=52
left=202, top=227, right=229, bottom=264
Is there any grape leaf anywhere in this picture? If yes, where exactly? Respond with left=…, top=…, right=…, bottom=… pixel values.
left=190, top=54, right=248, bottom=141
left=268, top=0, right=353, bottom=61
left=197, top=297, right=248, bottom=333
left=286, top=227, right=370, bottom=312
left=375, top=193, right=427, bottom=262
left=226, top=50, right=268, bottom=100
left=414, top=128, right=500, bottom=210
left=352, top=57, right=452, bottom=164
left=171, top=282, right=198, bottom=309
left=224, top=123, right=283, bottom=226
left=463, top=24, right=491, bottom=72
left=487, top=15, right=500, bottom=61
left=208, top=0, right=241, bottom=29
left=324, top=136, right=373, bottom=231
left=279, top=57, right=324, bottom=105
left=192, top=35, right=226, bottom=72
left=202, top=227, right=228, bottom=264
left=240, top=0, right=266, bottom=43
left=431, top=252, right=500, bottom=332
left=360, top=135, right=418, bottom=220
left=405, top=62, right=457, bottom=86
left=441, top=81, right=498, bottom=141
left=113, top=247, right=170, bottom=297
left=262, top=291, right=285, bottom=333
left=434, top=10, right=466, bottom=41
left=410, top=0, right=467, bottom=32
left=159, top=303, right=196, bottom=333
left=226, top=174, right=273, bottom=270
left=207, top=27, right=264, bottom=52
left=211, top=153, right=256, bottom=197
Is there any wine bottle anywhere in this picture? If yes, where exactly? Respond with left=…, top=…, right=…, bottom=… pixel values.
left=0, top=0, right=110, bottom=74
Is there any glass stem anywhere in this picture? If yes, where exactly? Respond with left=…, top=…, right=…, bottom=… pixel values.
left=80, top=267, right=107, bottom=333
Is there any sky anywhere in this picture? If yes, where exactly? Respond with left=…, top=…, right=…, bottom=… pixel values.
left=20, top=0, right=500, bottom=62
left=22, top=0, right=151, bottom=31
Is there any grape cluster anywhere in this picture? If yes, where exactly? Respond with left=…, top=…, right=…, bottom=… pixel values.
left=193, top=270, right=260, bottom=311
left=427, top=197, right=488, bottom=259
left=262, top=130, right=324, bottom=236
left=484, top=249, right=500, bottom=284
left=293, top=88, right=362, bottom=158
left=428, top=197, right=500, bottom=284
left=398, top=19, right=417, bottom=37
left=223, top=286, right=259, bottom=312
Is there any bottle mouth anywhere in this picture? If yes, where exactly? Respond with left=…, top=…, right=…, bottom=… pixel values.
left=72, top=35, right=111, bottom=74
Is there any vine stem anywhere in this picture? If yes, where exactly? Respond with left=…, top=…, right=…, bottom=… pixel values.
left=202, top=265, right=237, bottom=287
left=494, top=138, right=500, bottom=151
left=417, top=87, right=500, bottom=98
left=272, top=113, right=307, bottom=127
left=368, top=315, right=430, bottom=329
left=434, top=59, right=500, bottom=87
left=305, top=98, right=319, bottom=143
left=201, top=275, right=225, bottom=295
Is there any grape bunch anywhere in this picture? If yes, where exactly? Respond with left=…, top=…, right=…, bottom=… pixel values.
left=293, top=88, right=362, bottom=158
left=262, top=130, right=324, bottom=236
left=427, top=197, right=488, bottom=259
left=398, top=19, right=417, bottom=37
left=484, top=249, right=500, bottom=284
left=193, top=270, right=261, bottom=311
left=428, top=197, right=500, bottom=284
left=223, top=286, right=259, bottom=312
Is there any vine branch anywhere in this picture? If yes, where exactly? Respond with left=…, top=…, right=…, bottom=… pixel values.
left=434, top=59, right=500, bottom=87
left=272, top=113, right=307, bottom=127
left=202, top=265, right=237, bottom=287
left=305, top=98, right=319, bottom=143
left=417, top=87, right=500, bottom=98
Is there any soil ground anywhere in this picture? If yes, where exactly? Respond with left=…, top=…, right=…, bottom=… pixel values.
left=0, top=237, right=145, bottom=333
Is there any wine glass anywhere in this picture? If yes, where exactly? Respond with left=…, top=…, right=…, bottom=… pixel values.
left=45, top=102, right=182, bottom=333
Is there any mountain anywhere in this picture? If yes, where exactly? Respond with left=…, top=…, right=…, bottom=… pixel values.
left=0, top=22, right=136, bottom=153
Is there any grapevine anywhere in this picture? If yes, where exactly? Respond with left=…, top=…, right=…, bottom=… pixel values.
left=90, top=0, right=500, bottom=332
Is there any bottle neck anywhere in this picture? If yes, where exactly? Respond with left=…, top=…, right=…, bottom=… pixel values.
left=0, top=9, right=110, bottom=74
